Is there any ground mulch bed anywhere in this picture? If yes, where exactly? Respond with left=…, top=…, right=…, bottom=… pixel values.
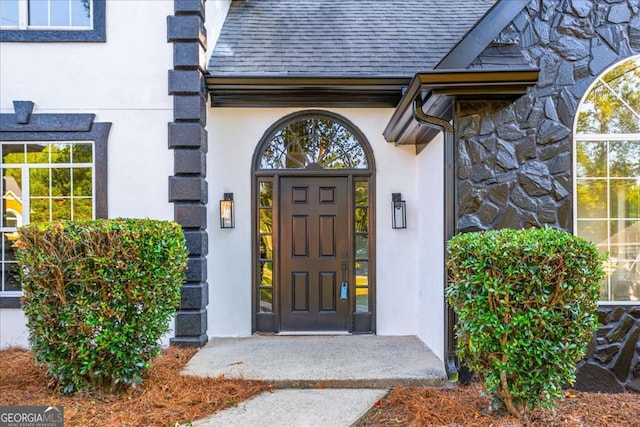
left=360, top=383, right=640, bottom=427
left=3, top=347, right=639, bottom=426
left=0, top=347, right=268, bottom=426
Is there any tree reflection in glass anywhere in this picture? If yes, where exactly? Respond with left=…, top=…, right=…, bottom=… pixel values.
left=260, top=118, right=368, bottom=169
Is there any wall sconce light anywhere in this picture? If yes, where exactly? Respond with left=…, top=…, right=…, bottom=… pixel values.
left=220, top=193, right=234, bottom=228
left=392, top=193, right=406, bottom=229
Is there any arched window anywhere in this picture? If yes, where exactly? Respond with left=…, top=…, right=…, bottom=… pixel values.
left=575, top=55, right=640, bottom=302
left=257, top=115, right=369, bottom=170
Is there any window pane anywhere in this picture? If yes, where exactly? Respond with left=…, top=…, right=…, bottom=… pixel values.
left=576, top=179, right=607, bottom=218
left=258, top=181, right=272, bottom=207
left=355, top=181, right=368, bottom=206
left=259, top=261, right=273, bottom=286
left=259, top=117, right=368, bottom=169
left=609, top=140, right=640, bottom=178
left=1, top=253, right=20, bottom=292
left=259, top=208, right=272, bottom=233
left=2, top=145, right=24, bottom=164
left=30, top=198, right=50, bottom=222
left=29, top=168, right=49, bottom=197
left=259, top=288, right=273, bottom=313
left=73, top=197, right=92, bottom=220
left=575, top=141, right=607, bottom=178
left=52, top=198, right=71, bottom=220
left=50, top=0, right=70, bottom=27
left=2, top=168, right=23, bottom=228
left=356, top=235, right=368, bottom=260
left=72, top=143, right=93, bottom=163
left=70, top=0, right=90, bottom=26
left=259, top=235, right=273, bottom=260
left=29, top=0, right=48, bottom=26
left=51, top=168, right=71, bottom=197
left=355, top=261, right=368, bottom=286
left=576, top=220, right=608, bottom=252
left=610, top=179, right=639, bottom=219
left=609, top=220, right=639, bottom=260
left=26, top=144, right=48, bottom=163
left=50, top=143, right=71, bottom=163
left=72, top=168, right=92, bottom=196
left=356, top=288, right=368, bottom=313
left=0, top=0, right=19, bottom=27
left=355, top=207, right=368, bottom=233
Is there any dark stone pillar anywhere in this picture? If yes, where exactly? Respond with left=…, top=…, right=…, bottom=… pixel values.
left=168, top=0, right=209, bottom=347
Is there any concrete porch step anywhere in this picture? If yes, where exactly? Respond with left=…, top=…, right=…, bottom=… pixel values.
left=183, top=335, right=446, bottom=389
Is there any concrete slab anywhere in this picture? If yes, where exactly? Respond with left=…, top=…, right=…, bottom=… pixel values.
left=192, top=388, right=387, bottom=427
left=184, top=335, right=446, bottom=388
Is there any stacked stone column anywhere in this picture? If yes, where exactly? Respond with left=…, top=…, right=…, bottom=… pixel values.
left=168, top=0, right=209, bottom=347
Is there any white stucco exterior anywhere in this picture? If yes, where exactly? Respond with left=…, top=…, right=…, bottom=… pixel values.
left=207, top=108, right=445, bottom=357
left=0, top=1, right=175, bottom=220
left=0, top=0, right=446, bottom=356
left=0, top=1, right=179, bottom=347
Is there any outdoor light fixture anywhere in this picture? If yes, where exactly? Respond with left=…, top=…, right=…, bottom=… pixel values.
left=220, top=193, right=235, bottom=229
left=392, top=193, right=406, bottom=229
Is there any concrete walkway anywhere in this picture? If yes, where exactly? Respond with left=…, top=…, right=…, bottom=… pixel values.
left=184, top=335, right=446, bottom=426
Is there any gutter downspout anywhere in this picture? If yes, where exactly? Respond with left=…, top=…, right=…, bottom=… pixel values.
left=413, top=97, right=458, bottom=382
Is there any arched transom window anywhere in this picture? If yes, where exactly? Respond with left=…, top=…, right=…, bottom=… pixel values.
left=575, top=55, right=640, bottom=302
left=258, top=116, right=369, bottom=170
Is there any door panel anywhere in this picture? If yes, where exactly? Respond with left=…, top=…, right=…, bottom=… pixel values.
left=280, top=177, right=349, bottom=331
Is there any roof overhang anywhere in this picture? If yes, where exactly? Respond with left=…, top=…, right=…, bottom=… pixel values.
left=383, top=68, right=539, bottom=146
left=206, top=76, right=411, bottom=107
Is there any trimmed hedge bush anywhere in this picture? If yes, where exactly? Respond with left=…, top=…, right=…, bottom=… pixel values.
left=15, top=219, right=188, bottom=394
left=446, top=227, right=603, bottom=418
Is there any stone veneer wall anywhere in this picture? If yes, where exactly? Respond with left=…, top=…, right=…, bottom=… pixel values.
left=576, top=305, right=640, bottom=392
left=454, top=0, right=639, bottom=391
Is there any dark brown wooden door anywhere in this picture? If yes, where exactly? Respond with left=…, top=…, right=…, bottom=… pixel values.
left=280, top=177, right=349, bottom=331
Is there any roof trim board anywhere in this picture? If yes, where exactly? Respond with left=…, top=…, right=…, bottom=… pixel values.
left=206, top=76, right=412, bottom=107
left=435, top=0, right=530, bottom=70
left=383, top=68, right=540, bottom=145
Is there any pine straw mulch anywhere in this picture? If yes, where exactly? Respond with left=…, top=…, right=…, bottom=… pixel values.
left=0, top=346, right=269, bottom=427
left=360, top=382, right=640, bottom=427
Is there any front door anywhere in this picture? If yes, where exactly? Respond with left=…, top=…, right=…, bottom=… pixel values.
left=280, top=176, right=350, bottom=331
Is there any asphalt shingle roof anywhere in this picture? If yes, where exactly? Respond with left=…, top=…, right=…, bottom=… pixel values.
left=209, top=0, right=495, bottom=78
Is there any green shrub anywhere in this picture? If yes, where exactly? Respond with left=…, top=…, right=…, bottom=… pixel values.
left=446, top=227, right=603, bottom=418
left=15, top=219, right=188, bottom=394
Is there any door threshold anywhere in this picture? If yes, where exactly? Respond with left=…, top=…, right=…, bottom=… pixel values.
left=277, top=331, right=351, bottom=336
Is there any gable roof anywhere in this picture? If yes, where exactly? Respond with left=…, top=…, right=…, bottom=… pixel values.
left=209, top=0, right=495, bottom=78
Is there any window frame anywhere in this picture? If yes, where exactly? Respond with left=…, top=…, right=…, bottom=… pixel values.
left=0, top=116, right=110, bottom=308
left=0, top=0, right=105, bottom=42
left=573, top=55, right=640, bottom=305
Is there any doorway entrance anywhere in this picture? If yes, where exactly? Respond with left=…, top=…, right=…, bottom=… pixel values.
left=252, top=111, right=375, bottom=333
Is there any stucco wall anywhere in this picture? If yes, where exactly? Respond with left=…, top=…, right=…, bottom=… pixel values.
left=0, top=1, right=231, bottom=347
left=0, top=0, right=176, bottom=220
left=416, top=134, right=445, bottom=362
left=206, top=108, right=428, bottom=338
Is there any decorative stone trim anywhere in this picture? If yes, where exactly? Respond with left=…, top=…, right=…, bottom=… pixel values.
left=168, top=0, right=209, bottom=347
left=575, top=306, right=640, bottom=393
